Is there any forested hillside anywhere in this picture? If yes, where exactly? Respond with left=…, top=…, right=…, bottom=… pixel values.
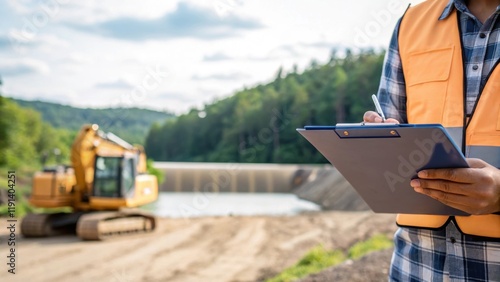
left=11, top=99, right=174, bottom=145
left=0, top=96, right=73, bottom=169
left=146, top=50, right=385, bottom=163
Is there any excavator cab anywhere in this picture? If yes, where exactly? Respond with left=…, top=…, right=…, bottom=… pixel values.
left=94, top=156, right=128, bottom=198
left=90, top=153, right=158, bottom=210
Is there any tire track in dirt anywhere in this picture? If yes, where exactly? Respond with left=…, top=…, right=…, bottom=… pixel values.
left=169, top=218, right=268, bottom=282
left=142, top=217, right=256, bottom=281
left=26, top=237, right=152, bottom=282
left=141, top=222, right=230, bottom=281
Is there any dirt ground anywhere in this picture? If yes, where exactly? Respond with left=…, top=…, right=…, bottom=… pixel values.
left=0, top=211, right=397, bottom=282
left=299, top=247, right=394, bottom=282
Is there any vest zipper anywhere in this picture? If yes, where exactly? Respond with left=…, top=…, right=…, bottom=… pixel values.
left=457, top=13, right=468, bottom=155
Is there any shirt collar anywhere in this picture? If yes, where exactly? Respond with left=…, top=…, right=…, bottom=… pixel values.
left=439, top=0, right=469, bottom=20
left=439, top=0, right=500, bottom=20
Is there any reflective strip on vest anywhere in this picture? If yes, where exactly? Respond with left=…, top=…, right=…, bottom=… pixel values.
left=444, top=126, right=500, bottom=168
left=467, top=146, right=500, bottom=168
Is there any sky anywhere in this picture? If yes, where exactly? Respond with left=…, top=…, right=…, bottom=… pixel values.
left=0, top=0, right=424, bottom=115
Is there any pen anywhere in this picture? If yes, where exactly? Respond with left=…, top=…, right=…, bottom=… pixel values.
left=371, top=94, right=386, bottom=122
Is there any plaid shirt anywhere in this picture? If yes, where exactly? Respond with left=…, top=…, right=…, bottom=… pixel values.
left=377, top=0, right=500, bottom=281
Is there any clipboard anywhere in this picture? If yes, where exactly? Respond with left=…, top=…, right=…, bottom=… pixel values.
left=297, top=123, right=469, bottom=215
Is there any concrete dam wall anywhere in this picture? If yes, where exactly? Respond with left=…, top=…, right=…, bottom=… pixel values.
left=154, top=162, right=316, bottom=193
left=154, top=162, right=369, bottom=211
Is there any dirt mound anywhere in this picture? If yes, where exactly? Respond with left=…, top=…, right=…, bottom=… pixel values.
left=293, top=166, right=370, bottom=211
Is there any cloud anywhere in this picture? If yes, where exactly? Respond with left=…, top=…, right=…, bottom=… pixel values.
left=203, top=52, right=233, bottom=62
left=155, top=92, right=194, bottom=103
left=94, top=79, right=134, bottom=89
left=272, top=42, right=345, bottom=54
left=0, top=33, right=37, bottom=51
left=0, top=35, right=11, bottom=49
left=242, top=45, right=301, bottom=61
left=69, top=3, right=263, bottom=41
left=242, top=42, right=345, bottom=61
left=0, top=0, right=20, bottom=23
left=0, top=59, right=50, bottom=76
left=192, top=72, right=250, bottom=81
left=298, top=41, right=346, bottom=50
left=0, top=32, right=69, bottom=53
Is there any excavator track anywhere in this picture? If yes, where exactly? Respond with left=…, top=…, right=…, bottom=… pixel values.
left=76, top=210, right=156, bottom=240
left=21, top=213, right=54, bottom=237
left=21, top=212, right=84, bottom=237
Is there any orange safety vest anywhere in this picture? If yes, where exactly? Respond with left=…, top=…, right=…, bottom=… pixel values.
left=397, top=0, right=500, bottom=238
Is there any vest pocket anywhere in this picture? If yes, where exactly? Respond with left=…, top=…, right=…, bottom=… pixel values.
left=406, top=47, right=454, bottom=123
left=407, top=47, right=454, bottom=86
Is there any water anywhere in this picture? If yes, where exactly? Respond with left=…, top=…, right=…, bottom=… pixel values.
left=142, top=192, right=321, bottom=218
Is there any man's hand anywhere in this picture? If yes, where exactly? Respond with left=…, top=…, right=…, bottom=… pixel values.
left=363, top=111, right=400, bottom=123
left=411, top=158, right=500, bottom=215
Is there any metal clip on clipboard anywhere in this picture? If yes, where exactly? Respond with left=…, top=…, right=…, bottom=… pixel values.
left=333, top=122, right=400, bottom=139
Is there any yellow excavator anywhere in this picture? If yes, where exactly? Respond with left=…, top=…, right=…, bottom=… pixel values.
left=21, top=124, right=158, bottom=240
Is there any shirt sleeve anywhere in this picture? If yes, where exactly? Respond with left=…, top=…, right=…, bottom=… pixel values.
left=376, top=18, right=408, bottom=123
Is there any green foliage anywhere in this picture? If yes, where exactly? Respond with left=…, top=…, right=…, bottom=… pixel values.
left=267, top=245, right=345, bottom=282
left=0, top=97, right=74, bottom=169
left=348, top=234, right=393, bottom=260
left=0, top=201, right=33, bottom=218
left=10, top=99, right=174, bottom=145
left=146, top=159, right=164, bottom=185
left=267, top=233, right=393, bottom=282
left=0, top=96, right=8, bottom=156
left=0, top=192, right=28, bottom=217
left=146, top=49, right=385, bottom=163
left=0, top=195, right=71, bottom=218
left=0, top=170, right=37, bottom=218
left=36, top=123, right=75, bottom=166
